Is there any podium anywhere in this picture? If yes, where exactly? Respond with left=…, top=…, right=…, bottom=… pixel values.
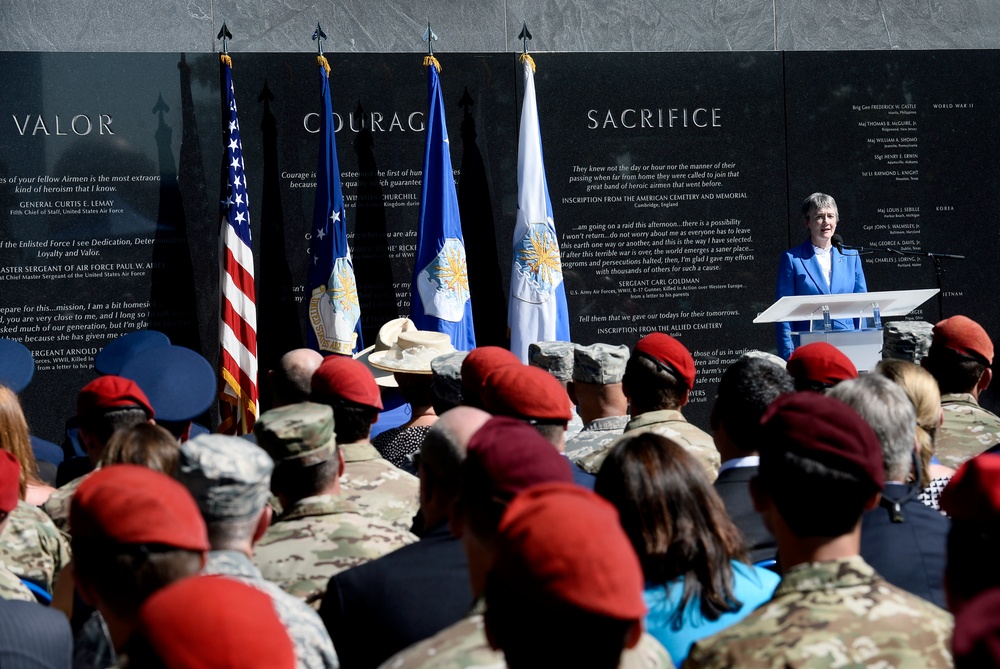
left=753, top=289, right=939, bottom=372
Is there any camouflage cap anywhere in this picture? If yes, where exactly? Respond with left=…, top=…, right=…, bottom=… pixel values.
left=254, top=402, right=338, bottom=467
left=431, top=350, right=468, bottom=408
left=573, top=343, right=629, bottom=384
left=177, top=434, right=274, bottom=522
left=528, top=341, right=576, bottom=382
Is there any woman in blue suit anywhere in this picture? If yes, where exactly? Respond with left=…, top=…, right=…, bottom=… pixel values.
left=776, top=193, right=867, bottom=359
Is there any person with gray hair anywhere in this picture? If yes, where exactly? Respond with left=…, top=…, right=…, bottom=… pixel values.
left=775, top=192, right=868, bottom=360
left=270, top=349, right=324, bottom=408
left=828, top=374, right=950, bottom=609
left=319, top=407, right=487, bottom=669
left=176, top=433, right=339, bottom=669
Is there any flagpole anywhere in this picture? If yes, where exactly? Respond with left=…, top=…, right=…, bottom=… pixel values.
left=216, top=24, right=261, bottom=434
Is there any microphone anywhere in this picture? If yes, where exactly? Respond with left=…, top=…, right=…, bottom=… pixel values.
left=831, top=234, right=845, bottom=254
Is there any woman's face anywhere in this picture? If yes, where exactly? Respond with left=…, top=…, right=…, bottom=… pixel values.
left=805, top=206, right=838, bottom=248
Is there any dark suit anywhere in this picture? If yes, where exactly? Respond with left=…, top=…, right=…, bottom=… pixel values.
left=0, top=598, right=73, bottom=668
left=319, top=521, right=473, bottom=669
left=776, top=239, right=868, bottom=359
left=860, top=482, right=949, bottom=609
left=714, top=465, right=776, bottom=564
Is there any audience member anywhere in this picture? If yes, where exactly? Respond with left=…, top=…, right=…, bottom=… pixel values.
left=920, top=315, right=1000, bottom=469
left=785, top=341, right=857, bottom=392
left=528, top=341, right=584, bottom=438
left=270, top=349, right=325, bottom=408
left=684, top=392, right=953, bottom=668
left=253, top=402, right=417, bottom=606
left=0, top=338, right=63, bottom=472
left=565, top=343, right=630, bottom=456
left=310, top=356, right=420, bottom=531
left=876, top=359, right=954, bottom=510
left=596, top=433, right=778, bottom=664
left=575, top=332, right=718, bottom=480
left=320, top=407, right=489, bottom=669
left=459, top=346, right=520, bottom=409
left=429, top=350, right=467, bottom=416
left=0, top=451, right=37, bottom=602
left=0, top=598, right=73, bottom=668
left=829, top=374, right=949, bottom=608
left=709, top=354, right=792, bottom=563
left=175, top=433, right=338, bottom=669
left=484, top=483, right=653, bottom=669
left=0, top=384, right=55, bottom=504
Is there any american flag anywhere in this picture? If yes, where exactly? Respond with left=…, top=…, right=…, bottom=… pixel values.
left=218, top=53, right=258, bottom=434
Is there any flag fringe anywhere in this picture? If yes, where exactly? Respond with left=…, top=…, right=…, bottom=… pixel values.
left=317, top=54, right=331, bottom=76
left=220, top=54, right=232, bottom=68
left=423, top=55, right=442, bottom=72
left=519, top=53, right=536, bottom=73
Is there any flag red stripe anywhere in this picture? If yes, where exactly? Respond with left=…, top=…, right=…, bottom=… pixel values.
left=224, top=246, right=256, bottom=300
left=222, top=298, right=258, bottom=354
left=220, top=348, right=258, bottom=401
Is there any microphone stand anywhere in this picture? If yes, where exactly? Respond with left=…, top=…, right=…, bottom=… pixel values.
left=839, top=243, right=964, bottom=321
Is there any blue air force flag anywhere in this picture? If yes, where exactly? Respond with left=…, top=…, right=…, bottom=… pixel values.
left=509, top=55, right=570, bottom=362
left=307, top=55, right=364, bottom=356
left=409, top=59, right=476, bottom=351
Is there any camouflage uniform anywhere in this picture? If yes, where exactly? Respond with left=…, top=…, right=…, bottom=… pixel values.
left=574, top=410, right=720, bottom=481
left=528, top=341, right=584, bottom=440
left=339, top=441, right=420, bottom=533
left=378, top=605, right=674, bottom=669
left=176, top=433, right=340, bottom=669
left=565, top=415, right=629, bottom=457
left=41, top=471, right=93, bottom=533
left=683, top=556, right=953, bottom=669
left=254, top=493, right=417, bottom=607
left=934, top=392, right=1000, bottom=469
left=0, top=560, right=35, bottom=602
left=0, top=500, right=72, bottom=593
left=206, top=550, right=340, bottom=669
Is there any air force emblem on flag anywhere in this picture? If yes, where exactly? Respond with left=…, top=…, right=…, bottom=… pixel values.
left=417, top=238, right=470, bottom=323
left=512, top=222, right=563, bottom=304
left=309, top=257, right=361, bottom=355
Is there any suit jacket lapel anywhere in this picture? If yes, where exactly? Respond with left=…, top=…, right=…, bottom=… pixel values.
left=801, top=243, right=830, bottom=295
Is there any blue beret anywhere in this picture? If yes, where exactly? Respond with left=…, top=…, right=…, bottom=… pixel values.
left=0, top=339, right=34, bottom=394
left=95, top=330, right=171, bottom=375
left=119, top=345, right=215, bottom=422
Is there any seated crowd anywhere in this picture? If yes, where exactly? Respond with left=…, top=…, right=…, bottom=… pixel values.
left=0, top=314, right=998, bottom=668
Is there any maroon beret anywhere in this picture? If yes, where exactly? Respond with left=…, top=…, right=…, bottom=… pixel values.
left=934, top=315, right=994, bottom=365
left=461, top=347, right=521, bottom=407
left=940, top=454, right=1000, bottom=522
left=481, top=364, right=573, bottom=423
left=462, top=416, right=573, bottom=505
left=952, top=588, right=1000, bottom=668
left=311, top=356, right=383, bottom=410
left=759, top=391, right=884, bottom=492
left=139, top=575, right=295, bottom=669
left=77, top=375, right=155, bottom=420
left=0, top=451, right=20, bottom=514
left=71, top=465, right=210, bottom=551
left=633, top=332, right=696, bottom=391
left=492, top=482, right=646, bottom=620
left=786, top=342, right=857, bottom=386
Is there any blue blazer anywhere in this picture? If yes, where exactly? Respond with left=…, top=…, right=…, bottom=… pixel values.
left=775, top=239, right=867, bottom=359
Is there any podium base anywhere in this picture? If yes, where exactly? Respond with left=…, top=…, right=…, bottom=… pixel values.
left=793, top=330, right=883, bottom=373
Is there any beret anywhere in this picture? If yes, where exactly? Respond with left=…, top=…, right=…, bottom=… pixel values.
left=71, top=464, right=210, bottom=551
left=528, top=341, right=576, bottom=382
left=177, top=434, right=274, bottom=521
left=119, top=345, right=215, bottom=423
left=787, top=342, right=858, bottom=387
left=940, top=454, right=1000, bottom=523
left=933, top=315, right=994, bottom=365
left=77, top=375, right=155, bottom=420
left=0, top=339, right=34, bottom=394
left=94, top=330, right=170, bottom=376
left=952, top=588, right=1000, bottom=668
left=311, top=356, right=383, bottom=410
left=139, top=575, right=295, bottom=669
left=461, top=416, right=573, bottom=505
left=255, top=402, right=338, bottom=466
left=759, top=391, right=884, bottom=492
left=482, top=364, right=573, bottom=423
left=461, top=347, right=520, bottom=407
left=633, top=332, right=696, bottom=391
left=491, top=482, right=646, bottom=620
left=0, top=451, right=21, bottom=514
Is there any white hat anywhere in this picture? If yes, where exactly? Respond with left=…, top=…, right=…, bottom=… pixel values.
left=368, top=330, right=456, bottom=375
left=354, top=318, right=416, bottom=387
